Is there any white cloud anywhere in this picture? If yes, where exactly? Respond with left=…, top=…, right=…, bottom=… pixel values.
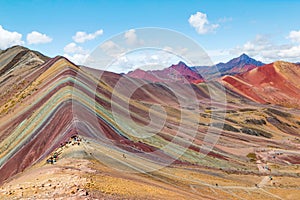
left=0, top=25, right=24, bottom=49
left=287, top=30, right=300, bottom=43
left=64, top=53, right=89, bottom=65
left=235, top=35, right=273, bottom=53
left=101, top=40, right=119, bottom=50
left=72, top=29, right=103, bottom=43
left=231, top=35, right=280, bottom=62
left=278, top=45, right=300, bottom=58
left=231, top=33, right=300, bottom=63
left=63, top=42, right=86, bottom=54
left=27, top=31, right=52, bottom=45
left=124, top=29, right=144, bottom=46
left=108, top=48, right=188, bottom=73
left=100, top=40, right=125, bottom=57
left=63, top=29, right=104, bottom=64
left=124, top=29, right=138, bottom=45
left=63, top=43, right=89, bottom=65
left=188, top=12, right=219, bottom=34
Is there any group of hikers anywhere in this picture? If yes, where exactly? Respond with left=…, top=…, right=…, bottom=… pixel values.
left=46, top=152, right=59, bottom=164
left=46, top=134, right=82, bottom=164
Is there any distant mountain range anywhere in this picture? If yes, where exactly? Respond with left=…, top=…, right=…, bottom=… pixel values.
left=127, top=54, right=265, bottom=82
left=127, top=61, right=204, bottom=83
left=125, top=53, right=300, bottom=107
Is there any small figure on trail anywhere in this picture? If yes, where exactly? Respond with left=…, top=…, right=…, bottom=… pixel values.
left=46, top=157, right=54, bottom=164
left=46, top=159, right=52, bottom=164
left=53, top=152, right=58, bottom=159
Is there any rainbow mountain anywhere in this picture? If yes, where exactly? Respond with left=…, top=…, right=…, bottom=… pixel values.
left=0, top=46, right=300, bottom=199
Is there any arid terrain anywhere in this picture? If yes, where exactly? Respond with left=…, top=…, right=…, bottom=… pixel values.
left=0, top=46, right=300, bottom=199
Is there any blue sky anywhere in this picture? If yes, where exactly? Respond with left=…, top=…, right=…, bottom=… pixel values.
left=1, top=0, right=300, bottom=67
